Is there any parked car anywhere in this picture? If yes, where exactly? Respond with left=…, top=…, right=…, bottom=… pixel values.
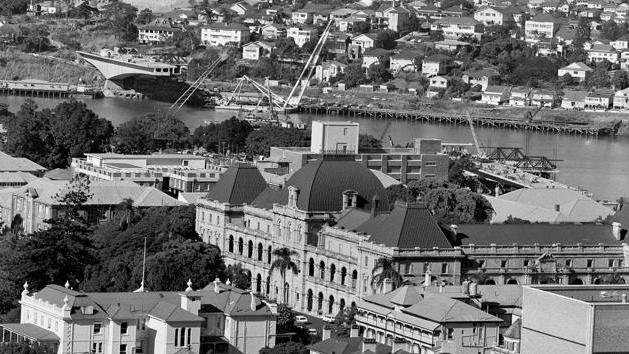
left=322, top=314, right=335, bottom=323
left=295, top=315, right=309, bottom=324
left=308, top=328, right=318, bottom=336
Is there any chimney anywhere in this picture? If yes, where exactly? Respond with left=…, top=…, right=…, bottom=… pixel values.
left=21, top=281, right=29, bottom=300
left=371, top=195, right=380, bottom=217
left=250, top=292, right=257, bottom=311
left=450, top=224, right=458, bottom=235
left=362, top=338, right=377, bottom=352
left=612, top=222, right=623, bottom=240
left=350, top=325, right=360, bottom=337
left=214, top=278, right=221, bottom=293
left=322, top=325, right=332, bottom=340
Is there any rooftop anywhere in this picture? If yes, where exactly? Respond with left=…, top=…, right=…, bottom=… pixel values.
left=0, top=152, right=45, bottom=173
left=204, top=164, right=267, bottom=205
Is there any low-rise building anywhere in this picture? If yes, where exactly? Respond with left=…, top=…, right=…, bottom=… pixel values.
left=382, top=6, right=411, bottom=32
left=0, top=151, right=46, bottom=176
left=585, top=89, right=614, bottom=109
left=389, top=50, right=422, bottom=73
left=356, top=286, right=502, bottom=354
left=508, top=87, right=531, bottom=106
left=362, top=48, right=391, bottom=69
left=530, top=88, right=557, bottom=107
left=350, top=33, right=378, bottom=54
left=260, top=24, right=286, bottom=40
left=0, top=280, right=277, bottom=354
left=524, top=14, right=564, bottom=43
left=431, top=17, right=484, bottom=39
left=314, top=60, right=347, bottom=82
left=613, top=87, right=629, bottom=109
left=287, top=27, right=316, bottom=48
left=611, top=35, right=629, bottom=50
left=587, top=43, right=620, bottom=64
left=426, top=75, right=448, bottom=97
left=242, top=41, right=274, bottom=60
left=481, top=85, right=511, bottom=105
left=561, top=90, right=588, bottom=109
left=201, top=23, right=250, bottom=47
left=291, top=3, right=332, bottom=24
left=557, top=62, right=593, bottom=82
left=462, top=68, right=499, bottom=91
left=138, top=19, right=182, bottom=44
left=71, top=153, right=226, bottom=195
left=473, top=6, right=519, bottom=26
left=422, top=54, right=451, bottom=76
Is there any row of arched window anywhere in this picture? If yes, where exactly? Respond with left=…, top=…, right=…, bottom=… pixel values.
left=305, top=289, right=356, bottom=314
left=308, top=258, right=358, bottom=288
left=227, top=235, right=273, bottom=264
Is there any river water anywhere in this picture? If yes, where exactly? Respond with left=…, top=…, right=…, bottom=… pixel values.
left=1, top=95, right=628, bottom=201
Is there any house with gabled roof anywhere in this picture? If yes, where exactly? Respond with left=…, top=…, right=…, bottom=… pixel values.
left=473, top=6, right=521, bottom=26
left=561, top=90, right=589, bottom=109
left=389, top=50, right=423, bottom=73
left=462, top=67, right=499, bottom=90
left=558, top=62, right=593, bottom=82
left=587, top=43, right=620, bottom=64
left=508, top=87, right=531, bottom=106
left=481, top=85, right=511, bottom=105
left=613, top=86, right=629, bottom=109
left=431, top=17, right=485, bottom=39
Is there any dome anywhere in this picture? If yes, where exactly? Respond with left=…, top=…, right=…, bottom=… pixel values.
left=284, top=155, right=390, bottom=213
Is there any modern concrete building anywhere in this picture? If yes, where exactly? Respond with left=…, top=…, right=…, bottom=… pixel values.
left=0, top=280, right=277, bottom=354
left=71, top=153, right=226, bottom=196
left=520, top=285, right=629, bottom=353
left=138, top=19, right=182, bottom=44
left=201, top=23, right=250, bottom=47
left=262, top=121, right=450, bottom=184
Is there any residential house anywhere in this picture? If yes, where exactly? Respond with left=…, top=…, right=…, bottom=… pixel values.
left=0, top=178, right=182, bottom=234
left=509, top=87, right=531, bottom=106
left=382, top=6, right=411, bottom=32
left=138, top=19, right=182, bottom=44
left=389, top=50, right=422, bottom=73
left=473, top=6, right=519, bottom=26
left=557, top=62, right=593, bottom=82
left=426, top=75, right=448, bottom=97
left=355, top=286, right=502, bottom=354
left=587, top=43, right=620, bottom=64
left=481, top=85, right=511, bottom=105
left=291, top=3, right=332, bottom=24
left=242, top=41, right=274, bottom=60
left=530, top=89, right=557, bottom=107
left=338, top=14, right=369, bottom=32
left=349, top=33, right=377, bottom=57
left=422, top=54, right=451, bottom=76
left=230, top=2, right=251, bottom=16
left=362, top=48, right=392, bottom=68
left=613, top=87, right=629, bottom=109
left=555, top=27, right=578, bottom=44
left=434, top=39, right=470, bottom=51
left=536, top=39, right=565, bottom=57
left=201, top=23, right=250, bottom=46
left=287, top=27, right=316, bottom=47
left=326, top=32, right=351, bottom=55
left=462, top=68, right=499, bottom=91
left=611, top=35, right=629, bottom=50
left=314, top=61, right=347, bottom=82
left=561, top=90, right=588, bottom=109
left=0, top=172, right=37, bottom=189
left=0, top=280, right=277, bottom=354
left=260, top=24, right=286, bottom=40
left=524, top=14, right=564, bottom=42
left=431, top=17, right=484, bottom=39
left=585, top=89, right=614, bottom=109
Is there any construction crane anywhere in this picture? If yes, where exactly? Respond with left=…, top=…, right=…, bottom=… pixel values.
left=283, top=19, right=335, bottom=110
left=168, top=53, right=228, bottom=115
left=466, top=110, right=484, bottom=158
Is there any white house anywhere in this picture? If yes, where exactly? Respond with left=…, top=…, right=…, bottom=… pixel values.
left=587, top=43, right=620, bottom=64
left=509, top=87, right=531, bottom=106
left=287, top=27, right=316, bottom=48
left=584, top=90, right=614, bottom=109
left=242, top=41, right=274, bottom=60
left=350, top=33, right=377, bottom=54
left=611, top=35, right=629, bottom=50
left=362, top=48, right=392, bottom=68
left=389, top=51, right=422, bottom=73
left=138, top=19, right=182, bottom=44
left=422, top=54, right=451, bottom=76
left=524, top=14, right=564, bottom=42
left=481, top=85, right=511, bottom=105
left=561, top=90, right=588, bottom=109
left=260, top=24, right=286, bottom=40
left=557, top=62, right=593, bottom=82
left=613, top=87, right=629, bottom=109
left=315, top=61, right=347, bottom=82
left=201, top=23, right=250, bottom=46
left=473, top=6, right=519, bottom=26
left=431, top=17, right=485, bottom=39
left=426, top=75, right=448, bottom=97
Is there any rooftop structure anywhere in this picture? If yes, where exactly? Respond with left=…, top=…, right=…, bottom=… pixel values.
left=71, top=153, right=228, bottom=197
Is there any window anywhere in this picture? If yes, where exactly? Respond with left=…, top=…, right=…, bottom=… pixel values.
left=120, top=344, right=127, bottom=354
left=120, top=322, right=128, bottom=335
left=94, top=322, right=102, bottom=334
left=447, top=328, right=454, bottom=340
left=441, top=263, right=448, bottom=274
left=500, top=260, right=507, bottom=268
left=587, top=259, right=593, bottom=268
left=93, top=343, right=103, bottom=353
left=175, top=328, right=179, bottom=347
left=425, top=161, right=437, bottom=166
left=343, top=128, right=348, bottom=135
left=180, top=327, right=186, bottom=347
left=565, top=259, right=572, bottom=267
left=523, top=259, right=529, bottom=267
left=609, top=259, right=615, bottom=267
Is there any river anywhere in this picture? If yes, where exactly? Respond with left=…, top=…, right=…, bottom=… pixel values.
left=1, top=95, right=628, bottom=201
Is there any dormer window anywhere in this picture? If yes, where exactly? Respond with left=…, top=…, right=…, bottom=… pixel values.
left=288, top=186, right=300, bottom=208
left=342, top=190, right=358, bottom=210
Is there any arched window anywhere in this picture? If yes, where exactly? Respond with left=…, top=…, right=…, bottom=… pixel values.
left=320, top=261, right=326, bottom=279
left=256, top=274, right=262, bottom=293
left=330, top=264, right=336, bottom=283
left=341, top=267, right=347, bottom=285
left=309, top=258, right=315, bottom=277
left=238, top=238, right=244, bottom=255
left=247, top=240, right=253, bottom=258
left=267, top=246, right=272, bottom=264
left=307, top=289, right=313, bottom=312
left=284, top=282, right=290, bottom=303
left=266, top=276, right=270, bottom=294
left=257, top=243, right=263, bottom=261
left=317, top=292, right=324, bottom=313
left=351, top=270, right=358, bottom=289
left=339, top=298, right=346, bottom=313
left=328, top=295, right=335, bottom=314
left=506, top=278, right=518, bottom=285
left=228, top=235, right=234, bottom=253
left=485, top=279, right=497, bottom=285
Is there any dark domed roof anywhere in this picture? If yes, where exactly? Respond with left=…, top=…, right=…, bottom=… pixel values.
left=206, top=164, right=267, bottom=205
left=285, top=155, right=389, bottom=213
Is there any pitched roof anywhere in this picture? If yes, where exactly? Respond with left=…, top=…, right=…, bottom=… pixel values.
left=389, top=286, right=422, bottom=306
left=589, top=43, right=616, bottom=52
left=484, top=85, right=511, bottom=94
left=560, top=62, right=593, bottom=71
left=484, top=195, right=566, bottom=223
left=0, top=152, right=45, bottom=173
left=0, top=323, right=59, bottom=342
left=457, top=224, right=620, bottom=245
left=149, top=302, right=204, bottom=323
left=612, top=204, right=629, bottom=228
left=436, top=16, right=480, bottom=25
left=0, top=171, right=37, bottom=184
left=529, top=13, right=565, bottom=22
left=504, top=318, right=521, bottom=339
left=308, top=337, right=392, bottom=354
left=205, top=164, right=267, bottom=205
left=356, top=201, right=453, bottom=248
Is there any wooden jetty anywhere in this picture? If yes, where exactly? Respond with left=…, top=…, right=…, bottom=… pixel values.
left=0, top=80, right=102, bottom=99
left=298, top=105, right=611, bottom=136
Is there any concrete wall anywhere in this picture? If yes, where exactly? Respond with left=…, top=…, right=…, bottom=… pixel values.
left=311, top=121, right=359, bottom=154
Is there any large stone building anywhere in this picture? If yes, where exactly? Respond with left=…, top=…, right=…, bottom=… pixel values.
left=196, top=156, right=629, bottom=319
left=0, top=280, right=276, bottom=354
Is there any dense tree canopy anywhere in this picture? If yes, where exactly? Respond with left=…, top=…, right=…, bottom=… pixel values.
left=2, top=99, right=113, bottom=169
left=192, top=117, right=253, bottom=153
left=112, top=113, right=190, bottom=154
left=259, top=342, right=308, bottom=354
left=245, top=126, right=309, bottom=157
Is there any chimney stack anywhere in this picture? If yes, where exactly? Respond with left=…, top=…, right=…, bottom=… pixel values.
left=322, top=325, right=332, bottom=340
left=214, top=278, right=221, bottom=293
left=250, top=292, right=257, bottom=311
left=612, top=222, right=623, bottom=240
left=371, top=195, right=380, bottom=217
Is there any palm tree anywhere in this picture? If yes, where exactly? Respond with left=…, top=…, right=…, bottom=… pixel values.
left=371, top=257, right=403, bottom=293
left=117, top=198, right=136, bottom=230
left=270, top=247, right=299, bottom=304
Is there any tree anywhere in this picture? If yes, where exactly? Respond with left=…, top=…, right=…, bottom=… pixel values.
left=340, top=62, right=367, bottom=88
left=137, top=8, right=153, bottom=24
left=245, top=126, right=308, bottom=157
left=259, top=342, right=309, bottom=354
left=600, top=20, right=625, bottom=41
left=384, top=184, right=418, bottom=206
left=374, top=29, right=397, bottom=50
left=429, top=30, right=444, bottom=42
left=352, top=21, right=371, bottom=34
left=613, top=70, right=629, bottom=89
left=113, top=113, right=190, bottom=154
left=371, top=257, right=402, bottom=293
left=192, top=117, right=253, bottom=153
left=225, top=263, right=251, bottom=290
left=270, top=247, right=299, bottom=304
left=101, top=0, right=138, bottom=41
left=167, top=29, right=202, bottom=56
left=276, top=303, right=296, bottom=332
left=358, top=134, right=383, bottom=150
left=559, top=73, right=576, bottom=87
left=0, top=342, right=55, bottom=354
left=367, top=59, right=393, bottom=85
left=117, top=198, right=137, bottom=230
left=425, top=187, right=494, bottom=223
left=587, top=62, right=612, bottom=88
left=53, top=174, right=93, bottom=224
